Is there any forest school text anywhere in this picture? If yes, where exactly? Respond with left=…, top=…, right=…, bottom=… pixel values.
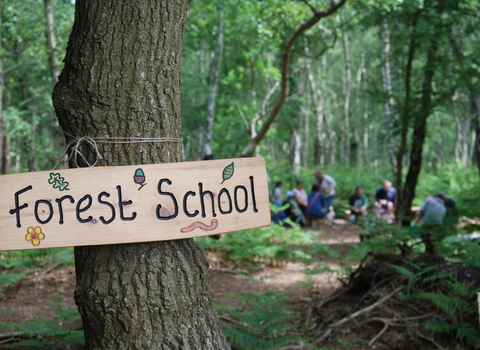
left=9, top=176, right=259, bottom=228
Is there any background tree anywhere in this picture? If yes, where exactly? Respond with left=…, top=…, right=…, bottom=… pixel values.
left=52, top=0, right=229, bottom=348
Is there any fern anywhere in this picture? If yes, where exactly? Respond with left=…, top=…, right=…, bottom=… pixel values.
left=221, top=292, right=309, bottom=350
left=0, top=272, right=27, bottom=294
left=424, top=318, right=453, bottom=333
left=417, top=292, right=456, bottom=318
left=455, top=322, right=479, bottom=346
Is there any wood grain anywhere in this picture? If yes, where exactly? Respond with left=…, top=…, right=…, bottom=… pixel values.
left=0, top=158, right=271, bottom=250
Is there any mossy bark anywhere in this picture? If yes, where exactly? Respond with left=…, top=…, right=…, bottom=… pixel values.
left=52, top=1, right=230, bottom=349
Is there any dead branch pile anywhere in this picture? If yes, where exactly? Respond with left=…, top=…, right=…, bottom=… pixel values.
left=308, top=253, right=480, bottom=350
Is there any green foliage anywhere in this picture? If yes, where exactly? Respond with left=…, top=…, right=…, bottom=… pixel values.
left=221, top=292, right=310, bottom=350
left=0, top=248, right=74, bottom=294
left=389, top=262, right=480, bottom=347
left=0, top=293, right=84, bottom=349
left=195, top=224, right=319, bottom=267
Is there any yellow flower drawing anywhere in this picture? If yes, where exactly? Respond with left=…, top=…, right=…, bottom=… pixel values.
left=25, top=226, right=45, bottom=246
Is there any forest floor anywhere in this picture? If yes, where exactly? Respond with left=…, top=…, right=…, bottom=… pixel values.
left=0, top=221, right=475, bottom=349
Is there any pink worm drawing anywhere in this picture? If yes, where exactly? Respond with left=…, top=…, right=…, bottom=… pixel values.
left=181, top=219, right=218, bottom=233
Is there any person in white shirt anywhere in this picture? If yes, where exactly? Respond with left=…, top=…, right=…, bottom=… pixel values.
left=292, top=180, right=308, bottom=215
left=313, top=169, right=336, bottom=210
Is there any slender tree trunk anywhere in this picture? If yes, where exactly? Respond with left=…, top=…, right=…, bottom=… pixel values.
left=52, top=1, right=230, bottom=349
left=292, top=129, right=301, bottom=176
left=204, top=11, right=224, bottom=157
left=380, top=19, right=397, bottom=170
left=241, top=0, right=346, bottom=157
left=446, top=25, right=480, bottom=175
left=400, top=1, right=445, bottom=226
left=307, top=60, right=325, bottom=166
left=395, top=9, right=420, bottom=223
left=44, top=0, right=61, bottom=83
left=341, top=23, right=351, bottom=166
left=0, top=0, right=4, bottom=174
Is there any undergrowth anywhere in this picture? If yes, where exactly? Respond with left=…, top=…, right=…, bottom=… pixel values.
left=0, top=293, right=84, bottom=349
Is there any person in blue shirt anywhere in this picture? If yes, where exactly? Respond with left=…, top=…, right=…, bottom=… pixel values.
left=306, top=183, right=326, bottom=229
left=374, top=180, right=396, bottom=218
left=418, top=192, right=447, bottom=254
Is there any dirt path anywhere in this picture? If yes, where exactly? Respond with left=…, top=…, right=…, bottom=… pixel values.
left=0, top=221, right=362, bottom=347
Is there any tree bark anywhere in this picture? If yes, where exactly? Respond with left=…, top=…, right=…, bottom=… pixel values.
left=400, top=0, right=446, bottom=226
left=380, top=19, right=397, bottom=170
left=341, top=20, right=351, bottom=166
left=44, top=0, right=61, bottom=83
left=0, top=0, right=4, bottom=174
left=241, top=0, right=346, bottom=157
left=446, top=25, right=480, bottom=175
left=394, top=9, right=420, bottom=223
left=204, top=11, right=224, bottom=157
left=307, top=60, right=325, bottom=166
left=52, top=1, right=230, bottom=349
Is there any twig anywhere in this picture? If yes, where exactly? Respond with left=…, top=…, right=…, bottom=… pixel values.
left=218, top=315, right=244, bottom=327
left=314, top=287, right=401, bottom=343
left=417, top=332, right=444, bottom=350
left=361, top=317, right=391, bottom=346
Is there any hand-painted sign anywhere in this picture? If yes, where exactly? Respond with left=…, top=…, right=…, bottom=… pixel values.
left=0, top=158, right=271, bottom=251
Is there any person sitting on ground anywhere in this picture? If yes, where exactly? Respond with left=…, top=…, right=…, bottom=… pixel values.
left=440, top=192, right=459, bottom=226
left=374, top=180, right=396, bottom=218
left=272, top=181, right=286, bottom=223
left=284, top=191, right=306, bottom=227
left=348, top=186, right=368, bottom=224
left=418, top=192, right=447, bottom=254
left=292, top=180, right=308, bottom=215
left=306, top=183, right=326, bottom=229
left=313, top=169, right=336, bottom=210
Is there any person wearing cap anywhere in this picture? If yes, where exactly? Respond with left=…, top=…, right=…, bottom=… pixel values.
left=348, top=186, right=369, bottom=224
left=418, top=192, right=447, bottom=254
left=313, top=169, right=336, bottom=210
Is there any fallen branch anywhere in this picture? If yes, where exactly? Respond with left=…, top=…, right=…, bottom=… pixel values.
left=314, top=287, right=401, bottom=343
left=361, top=317, right=391, bottom=346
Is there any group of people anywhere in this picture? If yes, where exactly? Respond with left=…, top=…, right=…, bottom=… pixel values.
left=272, top=170, right=336, bottom=229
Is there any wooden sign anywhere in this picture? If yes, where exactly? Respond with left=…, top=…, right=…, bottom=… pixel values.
left=0, top=158, right=271, bottom=251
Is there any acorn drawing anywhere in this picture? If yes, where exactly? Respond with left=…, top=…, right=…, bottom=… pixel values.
left=134, top=168, right=147, bottom=191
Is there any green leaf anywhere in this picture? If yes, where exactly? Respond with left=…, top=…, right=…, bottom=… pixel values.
left=221, top=162, right=234, bottom=184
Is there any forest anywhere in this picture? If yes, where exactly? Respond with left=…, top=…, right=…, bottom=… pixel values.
left=0, top=0, right=479, bottom=349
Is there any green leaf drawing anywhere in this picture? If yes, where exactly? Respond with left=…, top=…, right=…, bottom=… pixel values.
left=48, top=172, right=70, bottom=191
left=221, top=162, right=234, bottom=184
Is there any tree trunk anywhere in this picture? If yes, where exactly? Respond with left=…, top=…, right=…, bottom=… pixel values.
left=204, top=11, right=224, bottom=157
left=380, top=19, right=397, bottom=170
left=44, top=0, right=61, bottom=83
left=341, top=22, right=351, bottom=166
left=52, top=1, right=230, bottom=349
left=241, top=0, right=346, bottom=157
left=446, top=25, right=480, bottom=175
left=292, top=129, right=301, bottom=176
left=394, top=9, right=420, bottom=223
left=400, top=1, right=445, bottom=226
left=307, top=60, right=325, bottom=166
left=0, top=0, right=4, bottom=174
